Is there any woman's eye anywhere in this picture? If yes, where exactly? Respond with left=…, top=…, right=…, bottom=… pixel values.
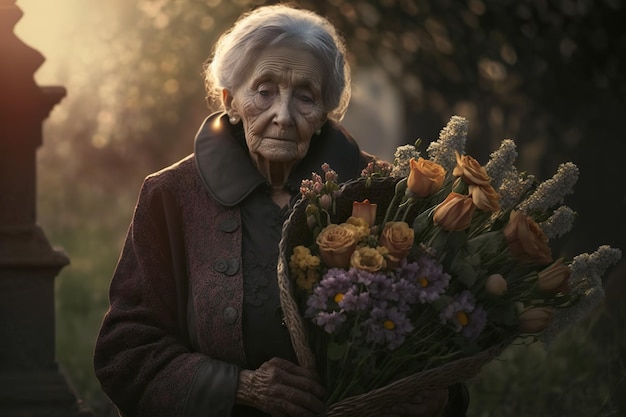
left=256, top=83, right=275, bottom=97
left=296, top=91, right=315, bottom=104
left=253, top=85, right=275, bottom=109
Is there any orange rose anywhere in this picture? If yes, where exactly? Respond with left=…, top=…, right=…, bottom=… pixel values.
left=537, top=258, right=570, bottom=292
left=469, top=184, right=501, bottom=212
left=379, top=221, right=414, bottom=266
left=351, top=199, right=377, bottom=227
left=518, top=306, right=554, bottom=333
left=503, top=210, right=552, bottom=264
left=433, top=192, right=475, bottom=231
left=316, top=224, right=358, bottom=269
left=407, top=157, right=446, bottom=197
left=453, top=151, right=491, bottom=186
left=350, top=247, right=386, bottom=272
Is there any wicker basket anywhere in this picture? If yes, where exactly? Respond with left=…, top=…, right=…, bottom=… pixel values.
left=277, top=177, right=511, bottom=416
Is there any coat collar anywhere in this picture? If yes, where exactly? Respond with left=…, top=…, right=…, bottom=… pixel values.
left=194, top=112, right=365, bottom=207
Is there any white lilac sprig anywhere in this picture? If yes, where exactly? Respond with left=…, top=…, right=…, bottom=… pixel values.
left=485, top=139, right=518, bottom=190
left=540, top=205, right=577, bottom=239
left=542, top=245, right=622, bottom=345
left=427, top=116, right=469, bottom=172
left=497, top=169, right=536, bottom=212
left=518, top=162, right=579, bottom=214
left=391, top=142, right=422, bottom=178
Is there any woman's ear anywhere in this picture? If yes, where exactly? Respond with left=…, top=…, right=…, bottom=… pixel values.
left=222, top=88, right=234, bottom=112
left=222, top=88, right=241, bottom=125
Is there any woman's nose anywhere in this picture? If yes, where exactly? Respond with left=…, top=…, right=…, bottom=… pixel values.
left=273, top=95, right=294, bottom=128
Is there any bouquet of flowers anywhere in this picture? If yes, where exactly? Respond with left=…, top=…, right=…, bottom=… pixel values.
left=276, top=116, right=621, bottom=416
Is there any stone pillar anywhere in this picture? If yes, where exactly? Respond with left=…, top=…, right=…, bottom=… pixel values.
left=0, top=1, right=93, bottom=415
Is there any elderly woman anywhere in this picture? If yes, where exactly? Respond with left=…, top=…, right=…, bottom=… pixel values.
left=94, top=5, right=465, bottom=417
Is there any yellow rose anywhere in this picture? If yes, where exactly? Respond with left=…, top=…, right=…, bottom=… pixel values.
left=351, top=199, right=377, bottom=227
left=379, top=221, right=414, bottom=267
left=343, top=216, right=371, bottom=241
left=485, top=273, right=508, bottom=295
left=433, top=192, right=475, bottom=231
left=453, top=151, right=491, bottom=186
left=537, top=258, right=570, bottom=293
left=518, top=306, right=554, bottom=333
left=350, top=246, right=386, bottom=272
left=503, top=210, right=552, bottom=264
left=469, top=184, right=501, bottom=212
left=316, top=224, right=358, bottom=269
left=407, top=157, right=446, bottom=197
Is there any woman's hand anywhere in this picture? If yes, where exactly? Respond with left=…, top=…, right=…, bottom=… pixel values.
left=380, top=388, right=449, bottom=417
left=236, top=357, right=327, bottom=417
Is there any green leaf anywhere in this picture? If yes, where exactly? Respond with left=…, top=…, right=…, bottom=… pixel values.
left=431, top=295, right=454, bottom=310
left=446, top=230, right=468, bottom=252
left=327, top=341, right=348, bottom=361
left=450, top=253, right=478, bottom=287
left=488, top=304, right=517, bottom=326
left=412, top=208, right=433, bottom=238
left=467, top=231, right=503, bottom=257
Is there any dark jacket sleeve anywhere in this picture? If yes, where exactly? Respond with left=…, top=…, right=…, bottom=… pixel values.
left=93, top=175, right=239, bottom=417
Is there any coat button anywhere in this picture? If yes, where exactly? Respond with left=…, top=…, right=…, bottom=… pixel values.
left=219, top=218, right=239, bottom=233
left=223, top=306, right=238, bottom=324
left=214, top=259, right=228, bottom=273
left=225, top=258, right=240, bottom=276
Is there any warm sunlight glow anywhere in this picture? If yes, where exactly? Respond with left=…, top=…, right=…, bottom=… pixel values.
left=14, top=0, right=106, bottom=84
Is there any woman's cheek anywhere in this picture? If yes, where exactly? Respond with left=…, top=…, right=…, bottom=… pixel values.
left=297, top=139, right=313, bottom=159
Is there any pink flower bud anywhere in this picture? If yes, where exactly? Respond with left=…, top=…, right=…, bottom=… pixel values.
left=319, top=194, right=332, bottom=210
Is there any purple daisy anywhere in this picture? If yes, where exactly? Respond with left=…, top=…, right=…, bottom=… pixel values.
left=363, top=306, right=414, bottom=350
left=398, top=256, right=450, bottom=303
left=390, top=278, right=419, bottom=311
left=305, top=268, right=355, bottom=318
left=462, top=306, right=487, bottom=340
left=439, top=290, right=485, bottom=339
left=356, top=270, right=394, bottom=299
left=314, top=311, right=348, bottom=334
left=338, top=287, right=371, bottom=312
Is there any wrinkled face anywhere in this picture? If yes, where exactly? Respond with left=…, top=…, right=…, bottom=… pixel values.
left=225, top=46, right=327, bottom=164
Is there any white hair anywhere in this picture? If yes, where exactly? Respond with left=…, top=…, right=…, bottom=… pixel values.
left=204, top=4, right=351, bottom=121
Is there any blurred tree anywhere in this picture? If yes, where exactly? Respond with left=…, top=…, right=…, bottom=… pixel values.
left=41, top=0, right=625, bottom=255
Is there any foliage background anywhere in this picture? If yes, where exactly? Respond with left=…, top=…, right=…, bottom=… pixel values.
left=13, top=0, right=626, bottom=415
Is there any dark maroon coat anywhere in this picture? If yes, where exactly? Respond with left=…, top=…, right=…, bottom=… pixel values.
left=94, top=112, right=372, bottom=417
